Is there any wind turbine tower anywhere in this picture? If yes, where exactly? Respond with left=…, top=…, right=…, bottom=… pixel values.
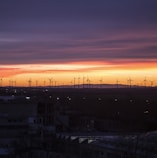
left=73, top=77, right=76, bottom=88
left=128, top=78, right=133, bottom=88
left=36, top=80, right=38, bottom=87
left=116, top=80, right=119, bottom=88
left=49, top=78, right=53, bottom=88
left=144, top=77, right=147, bottom=87
left=0, top=78, right=2, bottom=87
left=83, top=76, right=85, bottom=88
left=150, top=80, right=154, bottom=88
left=99, top=78, right=103, bottom=88
left=78, top=77, right=80, bottom=88
left=28, top=79, right=32, bottom=87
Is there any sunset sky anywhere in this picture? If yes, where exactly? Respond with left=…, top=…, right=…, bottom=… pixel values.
left=0, top=0, right=157, bottom=87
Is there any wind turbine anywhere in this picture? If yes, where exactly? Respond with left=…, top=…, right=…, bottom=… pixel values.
left=128, top=78, right=133, bottom=88
left=78, top=77, right=80, bottom=88
left=87, top=77, right=91, bottom=88
left=28, top=79, right=32, bottom=87
left=86, top=77, right=89, bottom=88
left=144, top=77, right=147, bottom=87
left=54, top=80, right=57, bottom=88
left=13, top=80, right=16, bottom=87
left=9, top=80, right=12, bottom=87
left=43, top=80, right=46, bottom=87
left=0, top=78, right=3, bottom=87
left=99, top=78, right=103, bottom=88
left=150, top=80, right=154, bottom=87
left=49, top=78, right=53, bottom=88
left=73, top=77, right=76, bottom=88
left=36, top=80, right=38, bottom=87
left=83, top=76, right=85, bottom=88
left=89, top=79, right=91, bottom=88
left=116, top=79, right=119, bottom=88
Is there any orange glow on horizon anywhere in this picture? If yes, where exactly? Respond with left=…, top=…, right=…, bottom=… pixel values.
left=1, top=61, right=157, bottom=87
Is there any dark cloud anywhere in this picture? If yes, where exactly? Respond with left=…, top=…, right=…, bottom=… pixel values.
left=0, top=0, right=157, bottom=65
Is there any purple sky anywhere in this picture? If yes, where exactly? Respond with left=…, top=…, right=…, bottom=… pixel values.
left=0, top=0, right=157, bottom=65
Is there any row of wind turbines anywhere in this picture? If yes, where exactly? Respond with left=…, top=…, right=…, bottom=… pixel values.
left=0, top=77, right=155, bottom=88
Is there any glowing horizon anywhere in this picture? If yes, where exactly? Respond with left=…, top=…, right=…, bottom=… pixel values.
left=1, top=61, right=157, bottom=87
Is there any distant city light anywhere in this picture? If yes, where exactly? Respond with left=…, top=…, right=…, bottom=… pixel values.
left=26, top=96, right=30, bottom=100
left=145, top=100, right=149, bottom=103
left=144, top=110, right=149, bottom=114
left=130, top=99, right=133, bottom=102
left=114, top=98, right=118, bottom=102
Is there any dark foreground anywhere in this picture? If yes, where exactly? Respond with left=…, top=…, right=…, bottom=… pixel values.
left=0, top=87, right=157, bottom=157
